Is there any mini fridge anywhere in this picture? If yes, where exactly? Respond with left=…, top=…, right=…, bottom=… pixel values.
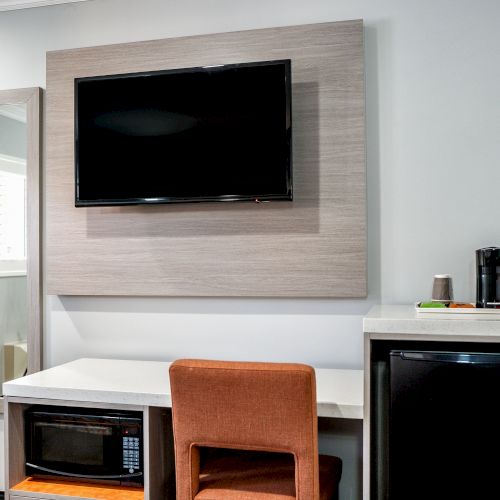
left=389, top=350, right=500, bottom=500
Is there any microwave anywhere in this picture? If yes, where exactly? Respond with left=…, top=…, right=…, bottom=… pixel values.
left=25, top=406, right=143, bottom=487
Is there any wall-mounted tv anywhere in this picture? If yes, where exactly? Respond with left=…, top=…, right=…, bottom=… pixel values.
left=75, top=59, right=292, bottom=206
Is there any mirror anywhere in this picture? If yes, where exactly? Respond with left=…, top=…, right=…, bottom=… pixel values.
left=0, top=102, right=28, bottom=385
left=0, top=88, right=41, bottom=398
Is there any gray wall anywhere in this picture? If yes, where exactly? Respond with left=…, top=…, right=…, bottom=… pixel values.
left=0, top=276, right=27, bottom=396
left=1, top=1, right=500, bottom=498
left=0, top=115, right=26, bottom=159
left=0, top=277, right=27, bottom=346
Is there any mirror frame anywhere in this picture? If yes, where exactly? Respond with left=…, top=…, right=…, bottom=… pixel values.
left=0, top=87, right=42, bottom=408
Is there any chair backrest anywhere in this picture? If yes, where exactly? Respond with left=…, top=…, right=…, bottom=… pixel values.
left=169, top=359, right=320, bottom=499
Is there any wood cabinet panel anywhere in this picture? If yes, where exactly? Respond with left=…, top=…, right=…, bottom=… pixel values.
left=11, top=478, right=143, bottom=499
left=46, top=20, right=366, bottom=297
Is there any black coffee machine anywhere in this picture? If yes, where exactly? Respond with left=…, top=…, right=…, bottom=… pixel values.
left=476, top=247, right=500, bottom=308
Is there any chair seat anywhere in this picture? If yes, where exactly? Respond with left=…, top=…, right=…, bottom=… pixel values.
left=194, top=449, right=342, bottom=500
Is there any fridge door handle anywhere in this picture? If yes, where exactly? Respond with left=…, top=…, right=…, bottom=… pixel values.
left=398, top=351, right=500, bottom=364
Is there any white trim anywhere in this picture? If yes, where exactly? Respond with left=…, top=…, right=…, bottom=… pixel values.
left=0, top=0, right=90, bottom=11
left=0, top=104, right=26, bottom=123
left=0, top=270, right=26, bottom=278
left=0, top=153, right=25, bottom=175
left=0, top=260, right=27, bottom=277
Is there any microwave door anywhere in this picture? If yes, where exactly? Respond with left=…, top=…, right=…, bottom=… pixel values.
left=27, top=418, right=140, bottom=482
left=25, top=463, right=142, bottom=481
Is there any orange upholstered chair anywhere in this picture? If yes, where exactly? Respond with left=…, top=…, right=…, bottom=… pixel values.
left=169, top=359, right=342, bottom=500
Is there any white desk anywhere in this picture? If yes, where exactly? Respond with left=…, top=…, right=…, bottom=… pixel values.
left=3, top=358, right=364, bottom=419
left=3, top=359, right=363, bottom=499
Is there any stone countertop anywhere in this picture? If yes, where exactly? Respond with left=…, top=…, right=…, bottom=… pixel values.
left=364, top=304, right=500, bottom=336
left=3, top=357, right=364, bottom=419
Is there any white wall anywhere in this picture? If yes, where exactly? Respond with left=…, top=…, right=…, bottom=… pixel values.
left=0, top=276, right=27, bottom=349
left=0, top=0, right=496, bottom=367
left=1, top=1, right=500, bottom=499
left=0, top=114, right=26, bottom=159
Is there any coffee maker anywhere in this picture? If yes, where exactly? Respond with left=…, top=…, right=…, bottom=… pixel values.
left=476, top=247, right=500, bottom=308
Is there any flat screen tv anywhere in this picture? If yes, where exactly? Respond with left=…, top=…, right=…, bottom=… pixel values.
left=75, top=59, right=292, bottom=206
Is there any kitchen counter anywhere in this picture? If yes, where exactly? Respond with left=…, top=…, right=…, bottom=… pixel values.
left=364, top=304, right=500, bottom=337
left=363, top=304, right=500, bottom=500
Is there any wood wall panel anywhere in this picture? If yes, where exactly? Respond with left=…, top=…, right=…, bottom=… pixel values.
left=46, top=20, right=366, bottom=297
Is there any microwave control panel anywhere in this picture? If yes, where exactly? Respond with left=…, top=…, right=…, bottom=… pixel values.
left=122, top=436, right=140, bottom=473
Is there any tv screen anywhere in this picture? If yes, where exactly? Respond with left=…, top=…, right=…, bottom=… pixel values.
left=75, top=59, right=292, bottom=206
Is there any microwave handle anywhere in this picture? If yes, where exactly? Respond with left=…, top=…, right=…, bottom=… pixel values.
left=26, top=462, right=143, bottom=480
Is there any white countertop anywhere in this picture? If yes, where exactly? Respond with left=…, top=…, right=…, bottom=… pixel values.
left=3, top=358, right=364, bottom=419
left=364, top=305, right=500, bottom=336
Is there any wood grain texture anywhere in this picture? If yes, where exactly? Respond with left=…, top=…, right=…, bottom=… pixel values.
left=0, top=88, right=35, bottom=105
left=5, top=400, right=27, bottom=500
left=144, top=407, right=174, bottom=500
left=26, top=88, right=42, bottom=374
left=11, top=478, right=144, bottom=499
left=10, top=495, right=91, bottom=500
left=46, top=21, right=366, bottom=297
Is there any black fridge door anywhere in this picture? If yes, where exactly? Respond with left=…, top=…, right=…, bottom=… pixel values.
left=389, top=350, right=500, bottom=500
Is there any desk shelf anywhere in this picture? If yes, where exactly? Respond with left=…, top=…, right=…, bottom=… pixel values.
left=4, top=398, right=174, bottom=500
left=11, top=477, right=144, bottom=499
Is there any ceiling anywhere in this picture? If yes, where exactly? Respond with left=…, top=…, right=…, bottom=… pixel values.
left=0, top=0, right=90, bottom=11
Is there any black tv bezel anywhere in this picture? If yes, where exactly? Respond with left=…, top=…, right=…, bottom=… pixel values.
left=74, top=59, right=293, bottom=207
